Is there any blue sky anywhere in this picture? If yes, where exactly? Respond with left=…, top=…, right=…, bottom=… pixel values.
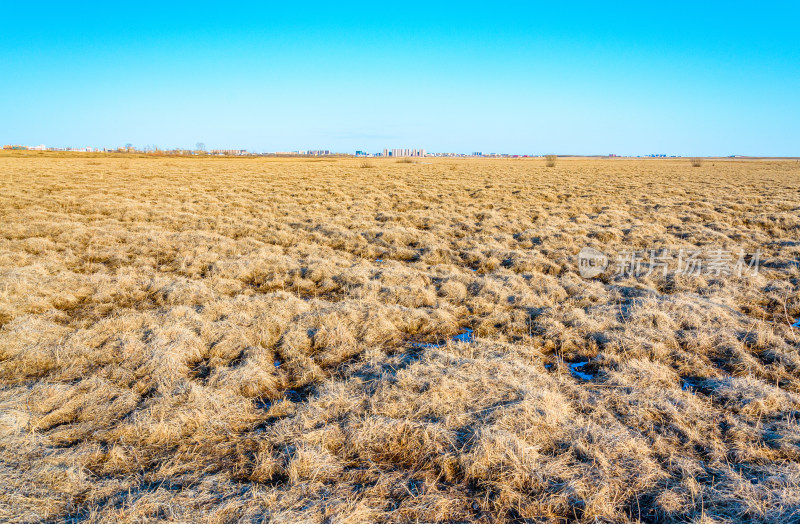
left=2, top=1, right=798, bottom=155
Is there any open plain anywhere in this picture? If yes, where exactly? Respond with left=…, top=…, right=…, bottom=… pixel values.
left=1, top=152, right=799, bottom=523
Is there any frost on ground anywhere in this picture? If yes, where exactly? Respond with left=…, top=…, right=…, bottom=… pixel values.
left=0, top=153, right=799, bottom=523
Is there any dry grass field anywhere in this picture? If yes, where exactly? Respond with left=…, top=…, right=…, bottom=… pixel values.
left=1, top=151, right=799, bottom=523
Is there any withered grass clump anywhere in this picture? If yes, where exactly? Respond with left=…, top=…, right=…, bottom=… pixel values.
left=545, top=154, right=557, bottom=167
left=1, top=152, right=799, bottom=523
left=691, top=157, right=704, bottom=167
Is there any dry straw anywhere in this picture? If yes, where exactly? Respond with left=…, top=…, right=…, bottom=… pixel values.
left=1, top=152, right=798, bottom=522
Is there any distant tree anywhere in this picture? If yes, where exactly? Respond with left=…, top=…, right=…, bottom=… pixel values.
left=196, top=142, right=206, bottom=152
left=124, top=143, right=133, bottom=152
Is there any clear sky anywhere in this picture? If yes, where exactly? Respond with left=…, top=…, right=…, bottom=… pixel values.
left=2, top=1, right=798, bottom=155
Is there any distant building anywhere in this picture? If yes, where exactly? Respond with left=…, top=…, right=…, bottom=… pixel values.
left=383, top=148, right=426, bottom=157
left=210, top=149, right=248, bottom=156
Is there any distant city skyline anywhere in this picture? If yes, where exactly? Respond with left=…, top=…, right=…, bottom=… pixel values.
left=5, top=142, right=784, bottom=159
left=2, top=1, right=798, bottom=156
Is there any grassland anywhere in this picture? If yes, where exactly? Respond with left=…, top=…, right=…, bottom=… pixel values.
left=1, top=152, right=799, bottom=523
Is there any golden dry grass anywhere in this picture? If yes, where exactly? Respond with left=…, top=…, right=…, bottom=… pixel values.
left=1, top=151, right=799, bottom=522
